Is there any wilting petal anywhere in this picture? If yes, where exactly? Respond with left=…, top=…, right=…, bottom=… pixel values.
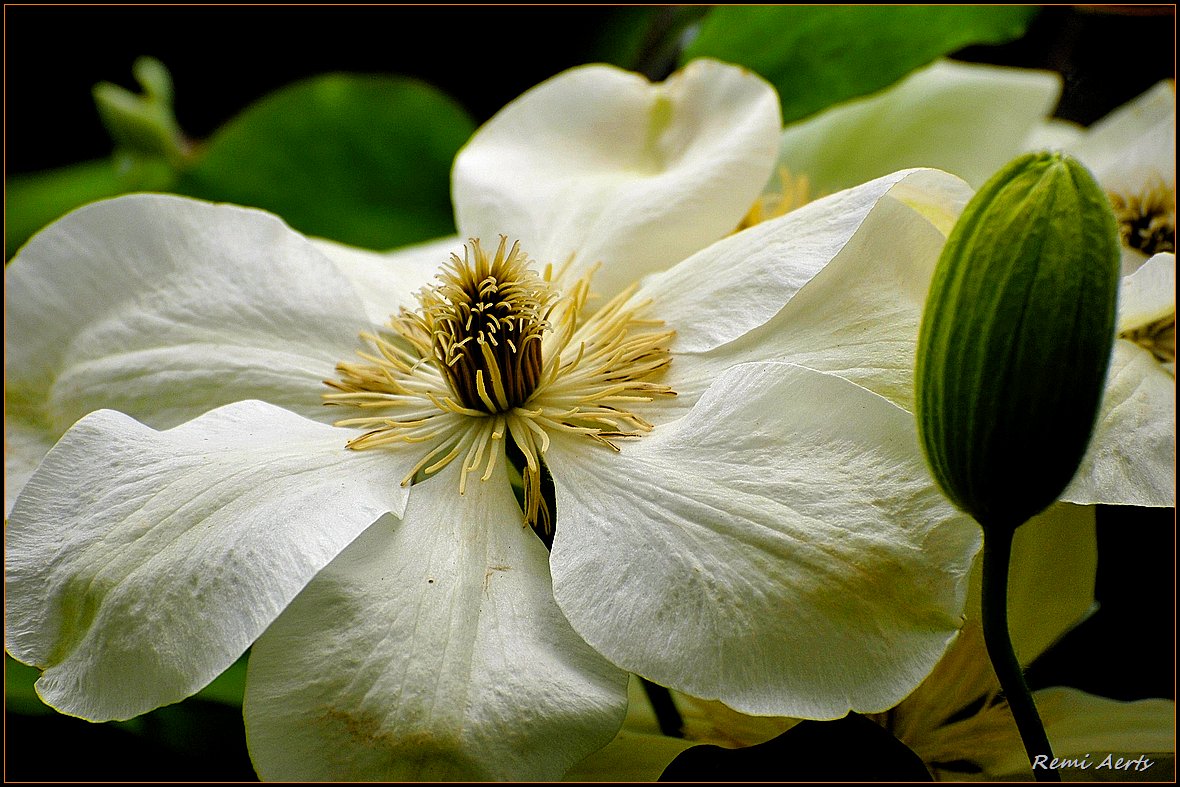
left=5, top=195, right=373, bottom=448
left=310, top=235, right=463, bottom=326
left=5, top=401, right=407, bottom=721
left=245, top=460, right=628, bottom=781
left=640, top=169, right=970, bottom=418
left=547, top=362, right=979, bottom=719
left=453, top=59, right=781, bottom=300
left=777, top=59, right=1061, bottom=191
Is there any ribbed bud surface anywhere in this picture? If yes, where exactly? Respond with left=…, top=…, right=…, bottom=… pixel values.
left=915, top=152, right=1120, bottom=531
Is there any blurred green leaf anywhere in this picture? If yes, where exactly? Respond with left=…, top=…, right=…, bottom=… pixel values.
left=682, top=6, right=1039, bottom=124
left=194, top=653, right=249, bottom=706
left=5, top=655, right=53, bottom=716
left=5, top=160, right=135, bottom=260
left=6, top=651, right=247, bottom=718
left=177, top=74, right=474, bottom=249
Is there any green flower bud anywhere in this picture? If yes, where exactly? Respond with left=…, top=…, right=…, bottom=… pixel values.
left=93, top=57, right=190, bottom=172
left=915, top=151, right=1120, bottom=532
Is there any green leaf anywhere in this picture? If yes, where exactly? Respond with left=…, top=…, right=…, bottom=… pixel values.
left=177, top=74, right=474, bottom=250
left=5, top=160, right=132, bottom=260
left=682, top=6, right=1039, bottom=124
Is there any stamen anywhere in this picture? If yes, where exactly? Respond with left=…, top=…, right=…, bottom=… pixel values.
left=1109, top=181, right=1176, bottom=257
left=325, top=237, right=676, bottom=530
left=735, top=166, right=818, bottom=231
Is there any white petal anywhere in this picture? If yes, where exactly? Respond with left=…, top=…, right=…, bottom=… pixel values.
left=1023, top=118, right=1085, bottom=152
left=453, top=59, right=781, bottom=300
left=643, top=169, right=969, bottom=418
left=1065, top=80, right=1175, bottom=183
left=4, top=414, right=57, bottom=516
left=5, top=194, right=375, bottom=441
left=564, top=731, right=695, bottom=782
left=244, top=459, right=628, bottom=781
left=310, top=235, right=463, bottom=326
left=1118, top=252, right=1175, bottom=332
left=547, top=362, right=980, bottom=719
left=4, top=401, right=408, bottom=721
left=1062, top=342, right=1175, bottom=507
left=777, top=59, right=1061, bottom=190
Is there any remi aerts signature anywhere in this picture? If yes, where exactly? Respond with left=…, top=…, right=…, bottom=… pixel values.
left=1033, top=754, right=1156, bottom=773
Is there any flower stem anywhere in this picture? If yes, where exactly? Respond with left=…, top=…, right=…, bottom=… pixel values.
left=641, top=677, right=684, bottom=738
left=981, top=527, right=1059, bottom=782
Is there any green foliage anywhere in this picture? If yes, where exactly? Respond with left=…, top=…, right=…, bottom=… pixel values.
left=5, top=161, right=131, bottom=259
left=915, top=152, right=1121, bottom=531
left=683, top=6, right=1039, bottom=124
left=178, top=74, right=474, bottom=250
left=6, top=72, right=473, bottom=260
left=6, top=652, right=248, bottom=714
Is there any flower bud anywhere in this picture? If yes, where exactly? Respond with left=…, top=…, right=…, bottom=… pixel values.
left=93, top=57, right=190, bottom=172
left=915, top=151, right=1120, bottom=531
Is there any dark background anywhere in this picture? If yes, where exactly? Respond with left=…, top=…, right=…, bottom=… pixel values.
left=4, top=5, right=1177, bottom=174
left=4, top=4, right=1176, bottom=781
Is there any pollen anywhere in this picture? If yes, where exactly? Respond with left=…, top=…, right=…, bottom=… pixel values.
left=324, top=237, right=676, bottom=532
left=1108, top=180, right=1175, bottom=257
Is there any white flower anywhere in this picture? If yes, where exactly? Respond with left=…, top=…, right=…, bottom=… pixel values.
left=5, top=60, right=979, bottom=780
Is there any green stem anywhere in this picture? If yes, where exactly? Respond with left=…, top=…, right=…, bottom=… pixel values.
left=981, top=527, right=1060, bottom=782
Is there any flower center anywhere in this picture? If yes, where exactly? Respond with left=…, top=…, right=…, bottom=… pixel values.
left=324, top=237, right=676, bottom=531
left=1108, top=181, right=1175, bottom=257
left=421, top=238, right=554, bottom=413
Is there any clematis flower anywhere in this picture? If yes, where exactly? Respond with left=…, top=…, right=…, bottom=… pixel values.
left=6, top=60, right=980, bottom=780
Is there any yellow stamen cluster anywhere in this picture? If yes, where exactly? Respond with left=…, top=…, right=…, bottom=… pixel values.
left=324, top=237, right=676, bottom=531
left=1109, top=181, right=1175, bottom=257
left=735, top=167, right=817, bottom=231
left=420, top=238, right=554, bottom=413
